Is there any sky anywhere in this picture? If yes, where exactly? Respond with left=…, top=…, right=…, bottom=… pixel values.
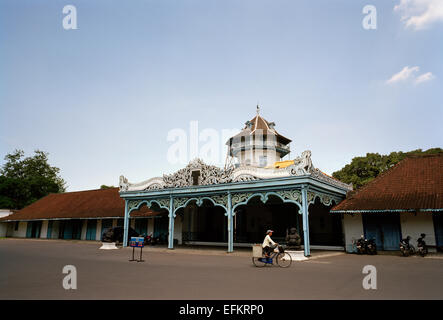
left=0, top=0, right=442, bottom=191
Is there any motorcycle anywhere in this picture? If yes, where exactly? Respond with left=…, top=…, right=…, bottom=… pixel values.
left=417, top=233, right=428, bottom=257
left=400, top=236, right=415, bottom=256
left=355, top=236, right=377, bottom=254
left=144, top=233, right=159, bottom=246
left=366, top=238, right=377, bottom=255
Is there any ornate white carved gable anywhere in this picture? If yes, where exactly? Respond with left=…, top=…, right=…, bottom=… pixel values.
left=163, top=158, right=233, bottom=188
left=118, top=151, right=352, bottom=192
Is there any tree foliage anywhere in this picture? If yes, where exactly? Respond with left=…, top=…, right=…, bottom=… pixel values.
left=100, top=185, right=114, bottom=189
left=0, top=149, right=66, bottom=209
left=332, top=148, right=443, bottom=189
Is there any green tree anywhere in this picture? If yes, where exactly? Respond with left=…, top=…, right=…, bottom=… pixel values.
left=100, top=185, right=114, bottom=189
left=332, top=148, right=443, bottom=189
left=0, top=149, right=66, bottom=209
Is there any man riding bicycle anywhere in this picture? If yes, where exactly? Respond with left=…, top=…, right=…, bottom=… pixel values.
left=262, top=230, right=278, bottom=258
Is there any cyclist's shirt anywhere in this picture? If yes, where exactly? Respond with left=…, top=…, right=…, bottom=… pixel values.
left=262, top=234, right=276, bottom=248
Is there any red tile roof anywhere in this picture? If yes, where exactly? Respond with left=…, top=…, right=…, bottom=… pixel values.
left=331, top=154, right=443, bottom=212
left=0, top=188, right=159, bottom=221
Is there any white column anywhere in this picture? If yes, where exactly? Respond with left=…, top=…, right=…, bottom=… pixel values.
left=96, top=219, right=102, bottom=241
left=40, top=220, right=49, bottom=238
left=301, top=186, right=310, bottom=257
left=80, top=220, right=87, bottom=240
left=147, top=218, right=154, bottom=236
left=168, top=197, right=175, bottom=249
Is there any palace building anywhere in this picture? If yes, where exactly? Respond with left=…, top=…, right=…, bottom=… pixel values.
left=2, top=110, right=440, bottom=256
left=117, top=109, right=352, bottom=256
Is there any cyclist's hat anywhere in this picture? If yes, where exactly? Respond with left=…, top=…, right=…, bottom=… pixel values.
left=266, top=230, right=274, bottom=234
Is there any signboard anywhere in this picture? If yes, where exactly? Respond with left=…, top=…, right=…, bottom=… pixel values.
left=129, top=236, right=145, bottom=248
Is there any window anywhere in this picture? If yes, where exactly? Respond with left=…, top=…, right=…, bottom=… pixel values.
left=14, top=221, right=19, bottom=231
left=191, top=170, right=200, bottom=186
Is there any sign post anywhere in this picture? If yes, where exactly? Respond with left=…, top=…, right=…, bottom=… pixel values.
left=129, top=237, right=145, bottom=262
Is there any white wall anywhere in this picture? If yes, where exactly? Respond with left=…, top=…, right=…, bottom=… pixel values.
left=0, top=222, right=7, bottom=237
left=400, top=212, right=436, bottom=251
left=50, top=221, right=60, bottom=239
left=80, top=220, right=87, bottom=240
left=96, top=219, right=102, bottom=241
left=0, top=210, right=13, bottom=237
left=342, top=214, right=364, bottom=253
left=8, top=221, right=28, bottom=238
left=40, top=220, right=49, bottom=238
left=147, top=218, right=154, bottom=236
left=237, top=149, right=281, bottom=167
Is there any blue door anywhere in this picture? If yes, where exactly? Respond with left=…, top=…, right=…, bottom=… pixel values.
left=26, top=222, right=32, bottom=238
left=434, top=214, right=443, bottom=250
left=47, top=221, right=53, bottom=239
left=71, top=220, right=82, bottom=239
left=26, top=221, right=42, bottom=238
left=63, top=221, right=73, bottom=239
left=363, top=214, right=401, bottom=250
left=86, top=220, right=97, bottom=240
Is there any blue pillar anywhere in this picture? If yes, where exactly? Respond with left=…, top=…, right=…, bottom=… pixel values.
left=301, top=186, right=311, bottom=257
left=123, top=200, right=129, bottom=247
left=227, top=192, right=233, bottom=253
left=168, top=196, right=175, bottom=249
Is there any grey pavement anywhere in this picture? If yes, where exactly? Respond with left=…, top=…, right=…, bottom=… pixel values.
left=0, top=238, right=442, bottom=300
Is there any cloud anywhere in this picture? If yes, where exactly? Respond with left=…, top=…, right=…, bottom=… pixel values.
left=386, top=66, right=419, bottom=84
left=415, top=71, right=435, bottom=84
left=394, top=0, right=443, bottom=30
left=386, top=66, right=435, bottom=85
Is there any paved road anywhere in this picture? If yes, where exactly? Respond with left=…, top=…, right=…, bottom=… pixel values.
left=0, top=239, right=442, bottom=299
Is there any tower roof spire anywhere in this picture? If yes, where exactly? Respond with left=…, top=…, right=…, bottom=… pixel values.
left=256, top=103, right=260, bottom=116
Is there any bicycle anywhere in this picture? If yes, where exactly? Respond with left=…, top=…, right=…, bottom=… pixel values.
left=252, top=245, right=292, bottom=268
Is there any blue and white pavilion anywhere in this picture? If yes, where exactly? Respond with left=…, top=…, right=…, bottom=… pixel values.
left=119, top=110, right=352, bottom=256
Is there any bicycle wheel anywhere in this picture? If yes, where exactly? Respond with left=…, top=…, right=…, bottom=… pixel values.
left=276, top=252, right=292, bottom=268
left=252, top=257, right=266, bottom=267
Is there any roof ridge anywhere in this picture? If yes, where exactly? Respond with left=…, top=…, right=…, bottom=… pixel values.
left=405, top=153, right=443, bottom=159
left=56, top=187, right=119, bottom=195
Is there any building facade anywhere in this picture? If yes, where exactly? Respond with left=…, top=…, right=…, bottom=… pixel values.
left=0, top=188, right=161, bottom=242
left=5, top=112, right=439, bottom=257
left=332, top=154, right=443, bottom=252
left=118, top=112, right=352, bottom=256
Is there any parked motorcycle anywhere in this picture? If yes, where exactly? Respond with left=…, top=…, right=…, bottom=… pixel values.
left=355, top=235, right=377, bottom=255
left=417, top=233, right=428, bottom=257
left=355, top=236, right=366, bottom=254
left=366, top=238, right=377, bottom=255
left=144, top=233, right=160, bottom=246
left=400, top=236, right=415, bottom=256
